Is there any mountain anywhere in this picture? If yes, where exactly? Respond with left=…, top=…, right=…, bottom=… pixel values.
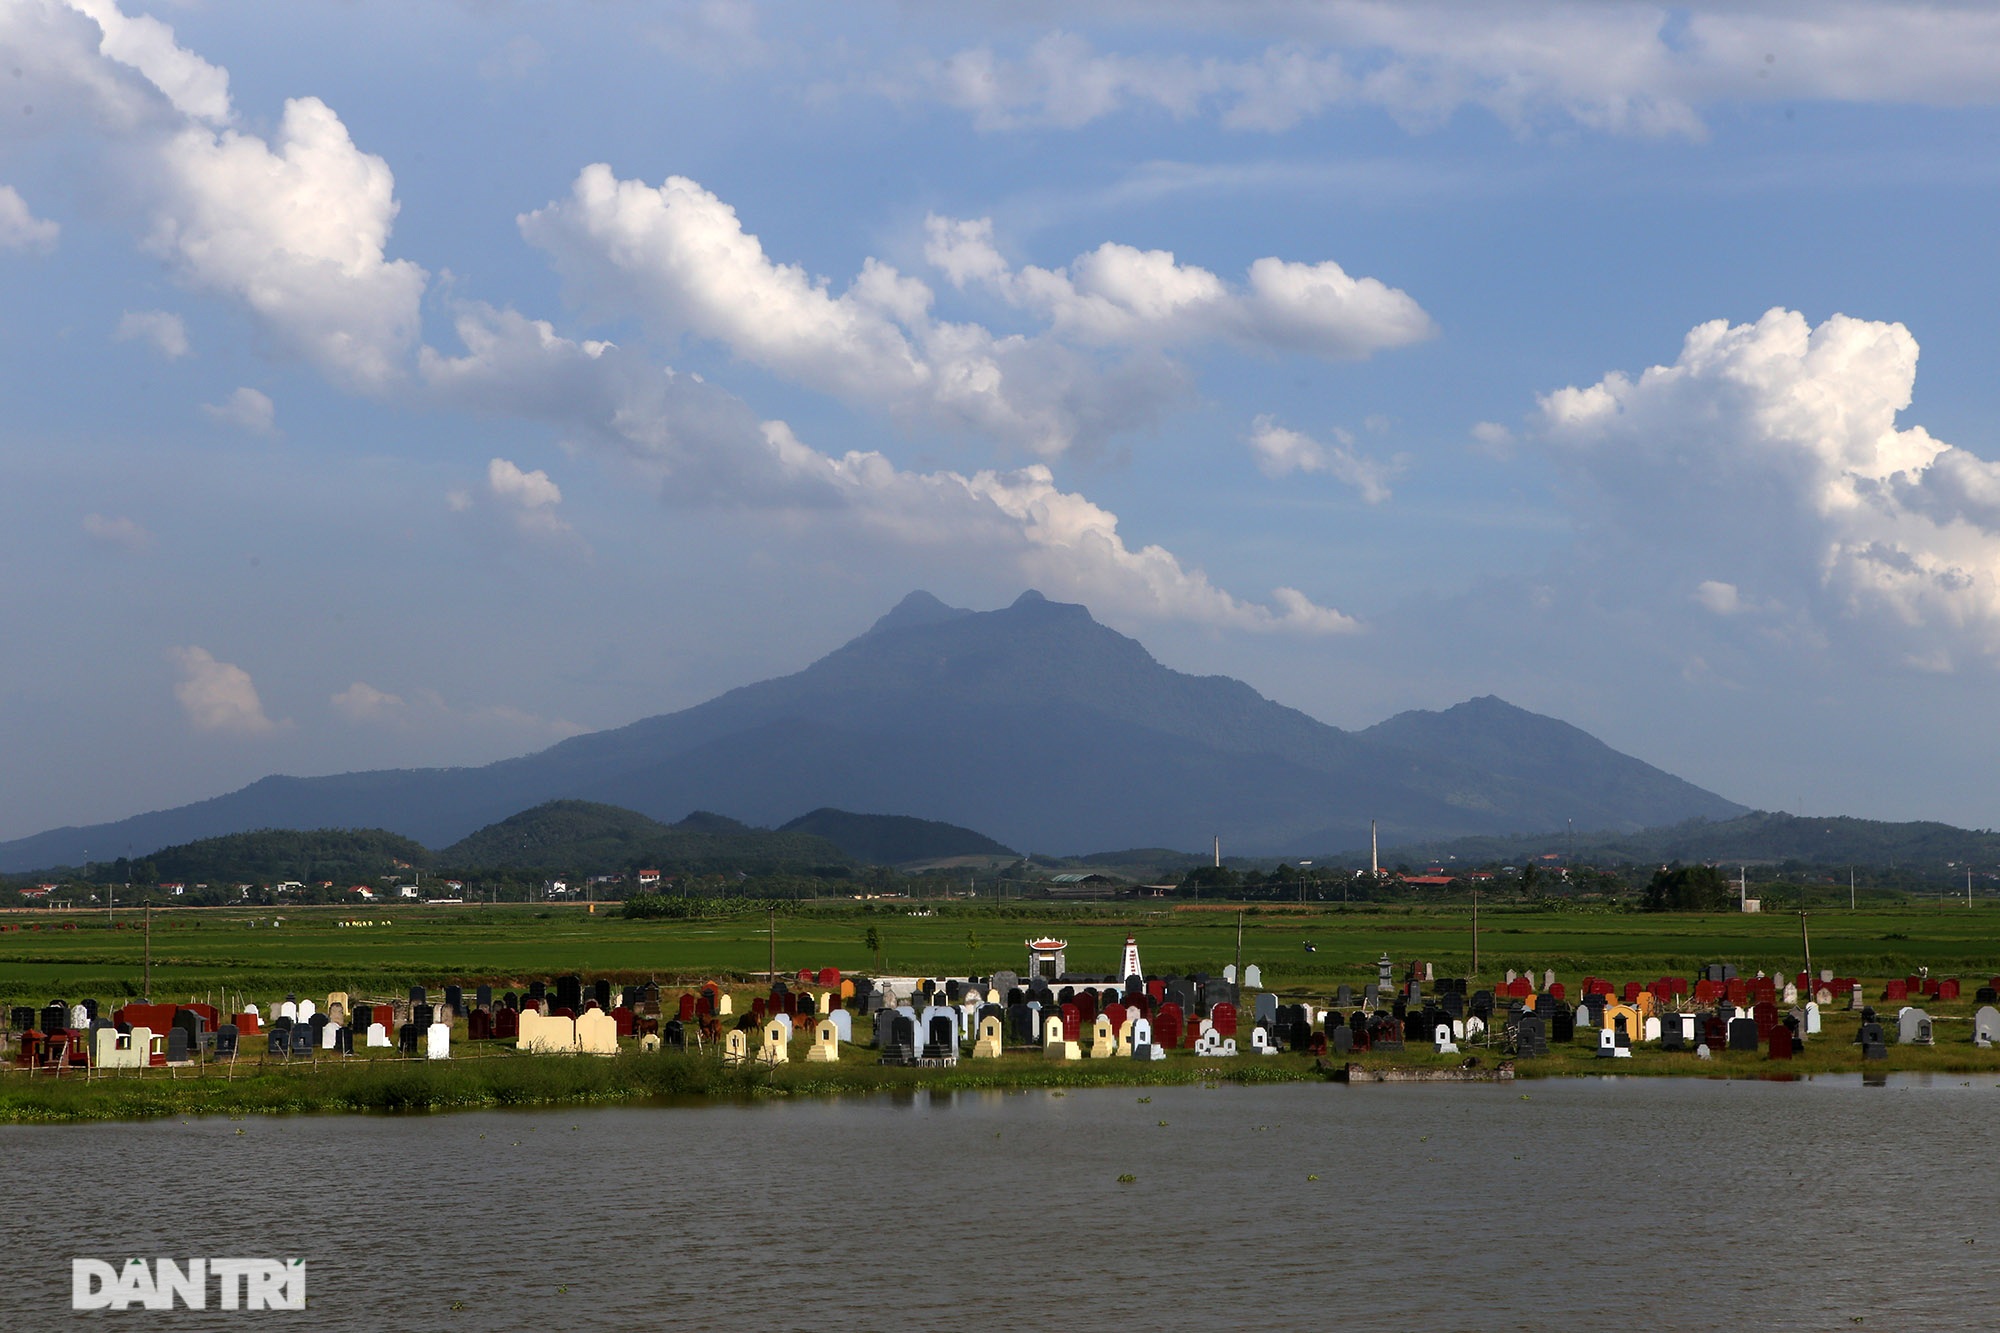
left=145, top=828, right=431, bottom=885
left=437, top=800, right=850, bottom=874
left=0, top=590, right=1747, bottom=869
left=777, top=808, right=1016, bottom=865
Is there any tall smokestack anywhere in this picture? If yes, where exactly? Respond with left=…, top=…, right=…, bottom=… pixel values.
left=1371, top=820, right=1378, bottom=879
left=1213, top=834, right=1221, bottom=868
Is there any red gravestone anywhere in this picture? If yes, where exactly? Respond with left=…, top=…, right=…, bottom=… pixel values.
left=1621, top=982, right=1641, bottom=1003
left=1752, top=1000, right=1779, bottom=1041
left=1694, top=980, right=1720, bottom=1003
left=1075, top=992, right=1099, bottom=1025
left=1211, top=1002, right=1238, bottom=1037
left=1940, top=979, right=1961, bottom=1001
left=1059, top=1004, right=1081, bottom=1041
left=612, top=1007, right=634, bottom=1037
left=797, top=968, right=813, bottom=984
left=1126, top=995, right=1151, bottom=1019
left=1155, top=1004, right=1183, bottom=1050
left=1768, top=1027, right=1794, bottom=1060
left=1923, top=979, right=1941, bottom=998
left=679, top=994, right=697, bottom=1021
left=1884, top=980, right=1908, bottom=1001
left=232, top=1011, right=261, bottom=1035
left=468, top=1010, right=493, bottom=1040
left=818, top=967, right=840, bottom=987
left=1508, top=977, right=1532, bottom=999
left=1146, top=979, right=1165, bottom=1002
left=493, top=1008, right=519, bottom=1040
left=1103, top=1003, right=1127, bottom=1036
left=1548, top=983, right=1567, bottom=1001
left=373, top=1004, right=394, bottom=1030
left=750, top=998, right=768, bottom=1021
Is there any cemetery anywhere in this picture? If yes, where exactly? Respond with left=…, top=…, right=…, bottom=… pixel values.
left=6, top=927, right=2000, bottom=1121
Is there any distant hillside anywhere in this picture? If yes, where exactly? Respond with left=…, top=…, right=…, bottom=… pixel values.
left=1369, top=811, right=2000, bottom=873
left=0, top=589, right=1749, bottom=867
left=437, top=800, right=851, bottom=875
left=777, top=808, right=1015, bottom=865
left=146, top=828, right=430, bottom=884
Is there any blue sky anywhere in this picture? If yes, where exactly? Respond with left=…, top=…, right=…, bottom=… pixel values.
left=5, top=1, right=2000, bottom=842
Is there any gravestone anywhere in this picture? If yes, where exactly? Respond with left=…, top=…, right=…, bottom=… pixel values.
left=397, top=1023, right=419, bottom=1055
left=214, top=1024, right=239, bottom=1058
left=1898, top=1008, right=1934, bottom=1045
left=1253, top=993, right=1278, bottom=1027
left=808, top=1018, right=842, bottom=1063
left=1727, top=1018, right=1760, bottom=1051
left=1331, top=1026, right=1353, bottom=1057
left=1089, top=1014, right=1116, bottom=1059
left=426, top=1022, right=451, bottom=1059
left=971, top=1015, right=1004, bottom=1059
left=366, top=1022, right=390, bottom=1048
left=1515, top=1013, right=1548, bottom=1058
left=724, top=1029, right=749, bottom=1065
left=758, top=1018, right=790, bottom=1065
left=663, top=1018, right=686, bottom=1050
left=1857, top=1021, right=1888, bottom=1060
left=1244, top=965, right=1262, bottom=989
left=1043, top=1014, right=1079, bottom=1061
left=266, top=1028, right=289, bottom=1057
left=408, top=985, right=426, bottom=1006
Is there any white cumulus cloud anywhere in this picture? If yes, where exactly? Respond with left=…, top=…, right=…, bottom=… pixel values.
left=114, top=308, right=189, bottom=358
left=484, top=456, right=576, bottom=543
left=146, top=97, right=426, bottom=390
left=1246, top=414, right=1400, bottom=502
left=201, top=386, right=274, bottom=435
left=169, top=645, right=279, bottom=735
left=421, top=304, right=1355, bottom=635
left=1539, top=306, right=2000, bottom=667
left=0, top=186, right=60, bottom=253
left=924, top=215, right=1432, bottom=359
left=330, top=681, right=405, bottom=722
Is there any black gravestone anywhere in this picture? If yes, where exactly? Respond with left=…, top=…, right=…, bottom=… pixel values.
left=1515, top=1012, right=1548, bottom=1058
left=1727, top=1017, right=1760, bottom=1051
left=215, top=1024, right=239, bottom=1057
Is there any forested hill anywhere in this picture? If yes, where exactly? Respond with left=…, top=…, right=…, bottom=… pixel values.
left=1375, top=811, right=2000, bottom=872
left=435, top=800, right=852, bottom=875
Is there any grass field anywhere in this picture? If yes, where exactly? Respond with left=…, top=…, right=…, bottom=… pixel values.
left=3, top=899, right=1998, bottom=1009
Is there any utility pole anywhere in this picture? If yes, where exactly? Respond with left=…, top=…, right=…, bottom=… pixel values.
left=1298, top=861, right=1311, bottom=907
left=143, top=893, right=152, bottom=1001
left=1850, top=866, right=1855, bottom=912
left=1799, top=908, right=1811, bottom=987
left=768, top=906, right=777, bottom=984
left=1471, top=887, right=1480, bottom=979
left=1234, top=910, right=1244, bottom=991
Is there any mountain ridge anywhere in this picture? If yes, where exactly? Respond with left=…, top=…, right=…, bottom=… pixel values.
left=0, top=590, right=1747, bottom=869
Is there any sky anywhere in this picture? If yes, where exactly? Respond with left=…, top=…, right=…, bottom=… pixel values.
left=5, top=0, right=2000, bottom=841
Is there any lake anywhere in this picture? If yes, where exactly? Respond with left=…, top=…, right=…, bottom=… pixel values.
left=7, top=1075, right=1997, bottom=1330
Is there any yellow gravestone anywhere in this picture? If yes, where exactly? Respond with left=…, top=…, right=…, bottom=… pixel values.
left=576, top=1008, right=619, bottom=1056
left=724, top=1028, right=749, bottom=1066
left=806, top=1018, right=840, bottom=1063
left=1089, top=1014, right=1116, bottom=1059
left=759, top=1018, right=790, bottom=1065
left=972, top=1014, right=1003, bottom=1059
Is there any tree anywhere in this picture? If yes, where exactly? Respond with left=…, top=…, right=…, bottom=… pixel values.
left=1643, top=863, right=1732, bottom=912
left=864, top=925, right=883, bottom=971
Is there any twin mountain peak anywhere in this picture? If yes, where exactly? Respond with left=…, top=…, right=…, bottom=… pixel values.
left=0, top=590, right=1742, bottom=869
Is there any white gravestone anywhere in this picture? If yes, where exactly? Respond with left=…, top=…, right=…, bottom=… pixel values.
left=426, top=1022, right=451, bottom=1060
